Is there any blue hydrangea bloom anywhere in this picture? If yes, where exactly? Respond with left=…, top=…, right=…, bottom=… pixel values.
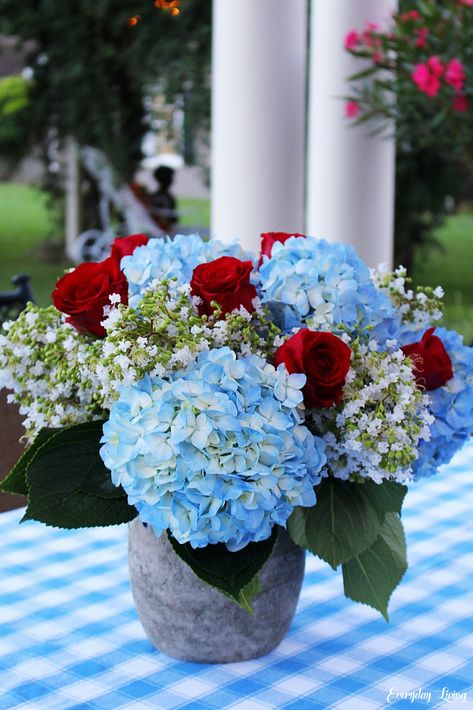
left=405, top=328, right=473, bottom=478
left=100, top=347, right=326, bottom=551
left=121, top=234, right=252, bottom=304
left=259, top=236, right=395, bottom=337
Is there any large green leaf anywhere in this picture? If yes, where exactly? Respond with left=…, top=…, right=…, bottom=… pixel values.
left=304, top=478, right=384, bottom=569
left=21, top=420, right=137, bottom=528
left=287, top=507, right=310, bottom=549
left=0, top=427, right=62, bottom=496
left=362, top=480, right=408, bottom=516
left=342, top=513, right=408, bottom=621
left=167, top=528, right=278, bottom=613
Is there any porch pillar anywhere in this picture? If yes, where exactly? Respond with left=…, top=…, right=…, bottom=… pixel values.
left=211, top=0, right=308, bottom=253
left=307, top=0, right=398, bottom=268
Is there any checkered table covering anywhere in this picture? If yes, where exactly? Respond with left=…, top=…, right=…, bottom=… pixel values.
left=1, top=444, right=473, bottom=710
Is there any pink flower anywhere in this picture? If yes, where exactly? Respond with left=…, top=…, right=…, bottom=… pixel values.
left=453, top=94, right=469, bottom=112
left=362, top=23, right=382, bottom=49
left=344, top=31, right=360, bottom=51
left=427, top=56, right=444, bottom=78
left=399, top=10, right=421, bottom=22
left=445, top=58, right=466, bottom=92
left=373, top=52, right=383, bottom=64
left=415, top=28, right=429, bottom=48
left=459, top=0, right=473, bottom=6
left=345, top=101, right=361, bottom=119
left=412, top=63, right=441, bottom=97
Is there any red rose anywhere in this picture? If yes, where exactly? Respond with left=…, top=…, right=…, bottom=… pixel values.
left=259, top=232, right=305, bottom=267
left=111, top=233, right=149, bottom=263
left=401, top=328, right=453, bottom=390
left=275, top=329, right=352, bottom=408
left=52, top=257, right=128, bottom=338
left=190, top=256, right=257, bottom=318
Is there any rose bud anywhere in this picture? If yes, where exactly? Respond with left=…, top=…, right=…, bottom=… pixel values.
left=275, top=329, right=352, bottom=408
left=259, top=232, right=305, bottom=267
left=190, top=256, right=257, bottom=318
left=52, top=257, right=128, bottom=338
left=401, top=328, right=453, bottom=390
left=111, top=233, right=149, bottom=263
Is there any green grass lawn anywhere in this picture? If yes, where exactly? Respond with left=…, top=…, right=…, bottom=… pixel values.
left=412, top=212, right=473, bottom=342
left=0, top=183, right=211, bottom=307
left=0, top=183, right=70, bottom=306
left=0, top=182, right=472, bottom=342
left=179, top=197, right=210, bottom=229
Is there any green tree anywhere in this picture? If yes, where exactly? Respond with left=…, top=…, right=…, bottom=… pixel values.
left=0, top=75, right=32, bottom=161
left=0, top=0, right=211, bottom=181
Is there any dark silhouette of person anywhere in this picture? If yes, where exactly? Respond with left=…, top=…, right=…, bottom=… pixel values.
left=150, top=166, right=178, bottom=232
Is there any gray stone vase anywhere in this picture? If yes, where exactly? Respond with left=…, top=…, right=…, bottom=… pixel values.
left=128, top=519, right=306, bottom=664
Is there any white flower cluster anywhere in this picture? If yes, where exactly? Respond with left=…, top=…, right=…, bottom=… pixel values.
left=373, top=264, right=444, bottom=334
left=0, top=305, right=103, bottom=439
left=310, top=336, right=434, bottom=484
left=84, top=281, right=280, bottom=409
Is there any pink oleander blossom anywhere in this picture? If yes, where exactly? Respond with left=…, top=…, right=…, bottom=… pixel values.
left=427, top=56, right=445, bottom=78
left=453, top=94, right=469, bottom=112
left=345, top=101, right=361, bottom=119
left=445, top=58, right=466, bottom=92
left=344, top=31, right=360, bottom=51
left=415, top=28, right=429, bottom=48
left=362, top=23, right=382, bottom=49
left=399, top=10, right=421, bottom=22
left=412, top=63, right=441, bottom=97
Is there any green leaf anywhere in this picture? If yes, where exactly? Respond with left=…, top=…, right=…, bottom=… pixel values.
left=353, top=109, right=383, bottom=126
left=0, top=427, right=62, bottom=496
left=362, top=480, right=408, bottom=516
left=348, top=65, right=379, bottom=82
left=287, top=507, right=310, bottom=549
left=167, top=527, right=278, bottom=612
left=342, top=513, right=408, bottom=621
left=239, top=576, right=262, bottom=614
left=304, top=478, right=384, bottom=569
left=22, top=420, right=137, bottom=528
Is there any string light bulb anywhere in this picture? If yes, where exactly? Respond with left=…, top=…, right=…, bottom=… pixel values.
left=154, top=0, right=181, bottom=16
left=129, top=0, right=181, bottom=27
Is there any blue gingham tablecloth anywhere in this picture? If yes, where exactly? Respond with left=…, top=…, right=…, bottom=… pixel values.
left=1, top=444, right=473, bottom=710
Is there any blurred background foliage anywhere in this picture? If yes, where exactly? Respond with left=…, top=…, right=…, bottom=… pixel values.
left=0, top=75, right=32, bottom=161
left=0, top=0, right=211, bottom=180
left=348, top=0, right=473, bottom=278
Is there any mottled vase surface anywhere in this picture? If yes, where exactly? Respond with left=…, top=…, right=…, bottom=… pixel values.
left=128, top=520, right=305, bottom=664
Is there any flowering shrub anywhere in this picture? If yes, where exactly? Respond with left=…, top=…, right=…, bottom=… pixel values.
left=1, top=231, right=472, bottom=618
left=345, top=1, right=473, bottom=160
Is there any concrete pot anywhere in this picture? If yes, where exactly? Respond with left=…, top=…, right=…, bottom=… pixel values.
left=128, top=519, right=305, bottom=663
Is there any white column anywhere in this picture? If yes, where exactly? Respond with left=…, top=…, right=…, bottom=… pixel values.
left=211, top=0, right=307, bottom=253
left=65, top=137, right=81, bottom=261
left=307, top=0, right=397, bottom=268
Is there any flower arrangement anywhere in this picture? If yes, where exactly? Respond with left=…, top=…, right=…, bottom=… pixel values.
left=1, top=231, right=473, bottom=620
left=344, top=0, right=473, bottom=163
